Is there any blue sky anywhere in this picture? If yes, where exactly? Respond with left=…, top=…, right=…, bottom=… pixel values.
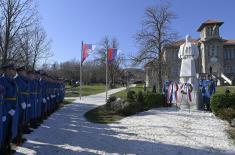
left=38, top=0, right=235, bottom=64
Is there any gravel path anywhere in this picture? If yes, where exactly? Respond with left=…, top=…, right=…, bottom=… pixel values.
left=15, top=87, right=235, bottom=155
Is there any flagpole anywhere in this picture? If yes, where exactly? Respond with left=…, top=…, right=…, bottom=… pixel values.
left=80, top=41, right=83, bottom=100
left=106, top=48, right=108, bottom=101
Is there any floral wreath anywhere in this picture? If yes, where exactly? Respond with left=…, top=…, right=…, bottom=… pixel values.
left=174, top=83, right=179, bottom=93
left=181, top=83, right=193, bottom=94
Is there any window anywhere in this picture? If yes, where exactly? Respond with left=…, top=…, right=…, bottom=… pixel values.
left=171, top=66, right=178, bottom=75
left=224, top=48, right=227, bottom=60
left=231, top=49, right=234, bottom=59
left=216, top=46, right=219, bottom=57
left=209, top=45, right=215, bottom=57
left=232, top=66, right=235, bottom=73
left=227, top=48, right=231, bottom=60
left=234, top=49, right=235, bottom=59
left=206, top=27, right=209, bottom=36
left=225, top=66, right=231, bottom=73
left=173, top=49, right=178, bottom=60
left=210, top=27, right=213, bottom=36
left=212, top=45, right=215, bottom=56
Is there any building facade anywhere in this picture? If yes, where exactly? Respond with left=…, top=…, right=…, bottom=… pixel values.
left=145, top=20, right=235, bottom=87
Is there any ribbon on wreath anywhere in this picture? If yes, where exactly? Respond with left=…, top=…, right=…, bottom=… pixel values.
left=167, top=82, right=179, bottom=103
left=180, top=83, right=193, bottom=102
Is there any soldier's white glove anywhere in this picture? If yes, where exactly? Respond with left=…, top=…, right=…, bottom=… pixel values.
left=21, top=102, right=27, bottom=109
left=47, top=97, right=50, bottom=100
left=50, top=95, right=53, bottom=98
left=27, top=104, right=31, bottom=107
left=43, top=98, right=47, bottom=103
left=2, top=116, right=6, bottom=122
left=8, top=109, right=16, bottom=116
left=57, top=93, right=59, bottom=96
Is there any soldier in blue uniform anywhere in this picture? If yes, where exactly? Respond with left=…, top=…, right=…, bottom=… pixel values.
left=14, top=66, right=30, bottom=144
left=0, top=66, right=66, bottom=154
left=0, top=64, right=19, bottom=154
left=201, top=75, right=216, bottom=111
left=0, top=68, right=6, bottom=154
left=163, top=80, right=170, bottom=105
left=27, top=70, right=39, bottom=128
left=18, top=68, right=33, bottom=135
left=40, top=72, right=48, bottom=118
left=34, top=71, right=43, bottom=123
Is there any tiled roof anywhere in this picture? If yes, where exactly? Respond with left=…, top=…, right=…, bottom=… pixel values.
left=197, top=19, right=224, bottom=32
left=223, top=39, right=235, bottom=45
left=166, top=38, right=199, bottom=47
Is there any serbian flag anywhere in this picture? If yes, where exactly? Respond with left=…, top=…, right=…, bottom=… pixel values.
left=82, top=44, right=96, bottom=63
left=107, top=48, right=118, bottom=64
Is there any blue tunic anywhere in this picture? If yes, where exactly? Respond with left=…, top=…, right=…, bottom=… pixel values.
left=0, top=75, right=19, bottom=140
left=0, top=84, right=5, bottom=145
left=14, top=75, right=29, bottom=125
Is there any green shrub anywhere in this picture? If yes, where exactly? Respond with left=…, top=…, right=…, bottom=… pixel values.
left=225, top=89, right=231, bottom=95
left=143, top=92, right=164, bottom=110
left=137, top=91, right=144, bottom=104
left=106, top=96, right=117, bottom=108
left=121, top=102, right=142, bottom=116
left=210, top=93, right=235, bottom=115
left=218, top=108, right=235, bottom=122
left=127, top=90, right=136, bottom=102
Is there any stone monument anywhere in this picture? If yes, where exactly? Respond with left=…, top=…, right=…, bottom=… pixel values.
left=178, top=35, right=201, bottom=110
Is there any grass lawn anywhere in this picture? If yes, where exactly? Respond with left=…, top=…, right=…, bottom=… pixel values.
left=216, top=86, right=235, bottom=94
left=84, top=105, right=124, bottom=124
left=65, top=84, right=106, bottom=97
left=84, top=85, right=152, bottom=124
left=111, top=84, right=149, bottom=99
left=63, top=99, right=76, bottom=105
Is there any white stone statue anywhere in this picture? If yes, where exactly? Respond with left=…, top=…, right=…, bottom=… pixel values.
left=178, top=35, right=199, bottom=86
left=178, top=35, right=201, bottom=110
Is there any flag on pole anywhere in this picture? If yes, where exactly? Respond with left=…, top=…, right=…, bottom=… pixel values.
left=107, top=48, right=118, bottom=64
left=82, top=44, right=96, bottom=63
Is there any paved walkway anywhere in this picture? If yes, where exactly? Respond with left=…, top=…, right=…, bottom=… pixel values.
left=15, top=87, right=235, bottom=155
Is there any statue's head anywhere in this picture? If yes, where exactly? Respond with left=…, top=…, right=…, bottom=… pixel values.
left=185, top=35, right=192, bottom=42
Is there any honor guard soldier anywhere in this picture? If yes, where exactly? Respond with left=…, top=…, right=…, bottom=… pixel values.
left=0, top=68, right=6, bottom=154
left=40, top=72, right=48, bottom=118
left=34, top=71, right=43, bottom=123
left=27, top=70, right=38, bottom=128
left=14, top=66, right=30, bottom=144
left=0, top=64, right=19, bottom=154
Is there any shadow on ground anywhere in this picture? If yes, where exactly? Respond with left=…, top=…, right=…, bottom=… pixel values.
left=15, top=101, right=233, bottom=155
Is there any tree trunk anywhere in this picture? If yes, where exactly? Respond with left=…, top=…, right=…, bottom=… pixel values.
left=158, top=52, right=163, bottom=93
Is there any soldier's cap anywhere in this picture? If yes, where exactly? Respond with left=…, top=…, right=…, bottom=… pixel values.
left=35, top=70, right=41, bottom=74
left=38, top=70, right=45, bottom=75
left=27, top=69, right=35, bottom=74
left=58, top=77, right=65, bottom=81
left=1, top=64, right=15, bottom=70
left=16, top=66, right=27, bottom=72
left=41, top=72, right=47, bottom=76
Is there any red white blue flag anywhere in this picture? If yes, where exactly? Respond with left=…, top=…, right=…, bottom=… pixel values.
left=82, top=44, right=96, bottom=63
left=107, top=48, right=118, bottom=64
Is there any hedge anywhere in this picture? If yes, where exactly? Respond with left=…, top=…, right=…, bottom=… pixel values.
left=210, top=93, right=235, bottom=116
left=143, top=92, right=164, bottom=109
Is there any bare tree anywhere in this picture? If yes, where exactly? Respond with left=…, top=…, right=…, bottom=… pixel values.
left=30, top=26, right=52, bottom=69
left=0, top=0, right=37, bottom=65
left=133, top=2, right=177, bottom=92
left=17, top=28, right=32, bottom=67
left=95, top=36, right=124, bottom=88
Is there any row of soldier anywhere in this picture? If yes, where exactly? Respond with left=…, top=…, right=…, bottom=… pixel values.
left=0, top=64, right=65, bottom=154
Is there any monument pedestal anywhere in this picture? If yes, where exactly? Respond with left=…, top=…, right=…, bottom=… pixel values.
left=180, top=91, right=202, bottom=111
